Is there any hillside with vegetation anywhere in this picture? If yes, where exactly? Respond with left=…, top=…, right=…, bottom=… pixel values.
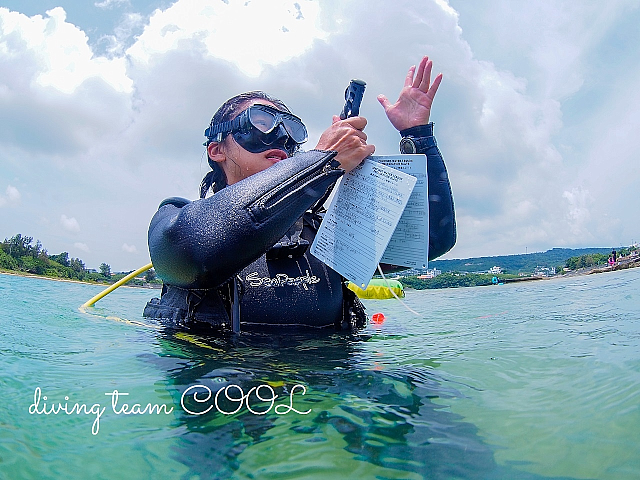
left=401, top=272, right=523, bottom=290
left=401, top=246, right=638, bottom=290
left=3, top=232, right=637, bottom=291
left=0, top=233, right=158, bottom=286
left=428, top=247, right=620, bottom=274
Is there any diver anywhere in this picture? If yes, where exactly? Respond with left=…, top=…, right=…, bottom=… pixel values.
left=143, top=56, right=456, bottom=331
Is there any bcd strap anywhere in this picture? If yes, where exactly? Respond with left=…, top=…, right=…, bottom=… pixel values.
left=231, top=276, right=242, bottom=333
left=185, top=290, right=205, bottom=322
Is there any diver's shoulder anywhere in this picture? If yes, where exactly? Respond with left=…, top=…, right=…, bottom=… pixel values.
left=158, top=196, right=191, bottom=209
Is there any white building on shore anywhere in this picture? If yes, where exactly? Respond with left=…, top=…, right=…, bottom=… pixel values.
left=534, top=266, right=556, bottom=277
left=417, top=268, right=442, bottom=279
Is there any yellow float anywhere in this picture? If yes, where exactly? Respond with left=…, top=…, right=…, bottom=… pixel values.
left=348, top=278, right=405, bottom=299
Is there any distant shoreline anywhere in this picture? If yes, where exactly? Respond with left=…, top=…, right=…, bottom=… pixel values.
left=501, top=256, right=640, bottom=282
left=586, top=256, right=640, bottom=275
left=556, top=255, right=640, bottom=277
left=0, top=269, right=159, bottom=290
left=3, top=255, right=638, bottom=291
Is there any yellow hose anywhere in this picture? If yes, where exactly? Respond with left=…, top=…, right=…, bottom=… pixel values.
left=81, top=262, right=153, bottom=308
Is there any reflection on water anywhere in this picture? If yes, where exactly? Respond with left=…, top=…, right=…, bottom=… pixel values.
left=147, top=330, right=576, bottom=479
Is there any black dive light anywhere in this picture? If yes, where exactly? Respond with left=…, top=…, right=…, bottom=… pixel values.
left=340, top=79, right=366, bottom=119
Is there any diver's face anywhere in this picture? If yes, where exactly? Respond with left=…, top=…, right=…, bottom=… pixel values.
left=209, top=100, right=290, bottom=185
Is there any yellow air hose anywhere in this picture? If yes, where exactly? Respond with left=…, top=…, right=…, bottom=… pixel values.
left=81, top=262, right=153, bottom=308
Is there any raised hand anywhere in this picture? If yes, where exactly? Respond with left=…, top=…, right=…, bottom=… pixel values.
left=377, top=56, right=443, bottom=132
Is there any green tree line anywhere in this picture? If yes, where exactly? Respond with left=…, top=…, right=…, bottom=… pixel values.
left=401, top=272, right=522, bottom=290
left=563, top=246, right=636, bottom=271
left=563, top=253, right=609, bottom=270
left=403, top=246, right=638, bottom=290
left=429, top=247, right=620, bottom=275
left=0, top=233, right=157, bottom=285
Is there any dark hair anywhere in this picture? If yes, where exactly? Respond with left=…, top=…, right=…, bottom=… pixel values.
left=200, top=91, right=291, bottom=198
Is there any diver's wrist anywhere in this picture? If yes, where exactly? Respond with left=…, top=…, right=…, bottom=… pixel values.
left=399, top=122, right=434, bottom=138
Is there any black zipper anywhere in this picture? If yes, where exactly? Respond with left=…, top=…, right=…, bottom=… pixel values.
left=248, top=155, right=340, bottom=224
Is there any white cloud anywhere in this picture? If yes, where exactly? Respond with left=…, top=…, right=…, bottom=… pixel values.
left=6, top=185, right=20, bottom=202
left=1, top=0, right=639, bottom=269
left=95, top=0, right=130, bottom=9
left=98, top=12, right=144, bottom=57
left=74, top=242, right=89, bottom=252
left=0, top=7, right=135, bottom=157
left=126, top=0, right=326, bottom=76
left=0, top=185, right=20, bottom=207
left=60, top=214, right=81, bottom=233
left=121, top=243, right=137, bottom=253
left=0, top=7, right=132, bottom=94
left=563, top=188, right=593, bottom=236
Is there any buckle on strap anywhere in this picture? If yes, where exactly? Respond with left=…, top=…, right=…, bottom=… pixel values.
left=185, top=290, right=205, bottom=321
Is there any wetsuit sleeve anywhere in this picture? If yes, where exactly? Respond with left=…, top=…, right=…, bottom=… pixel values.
left=149, top=150, right=343, bottom=288
left=400, top=123, right=456, bottom=260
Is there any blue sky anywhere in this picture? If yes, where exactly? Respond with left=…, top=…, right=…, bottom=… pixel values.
left=1, top=0, right=639, bottom=271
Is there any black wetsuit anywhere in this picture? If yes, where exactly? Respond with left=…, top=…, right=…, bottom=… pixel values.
left=143, top=123, right=455, bottom=331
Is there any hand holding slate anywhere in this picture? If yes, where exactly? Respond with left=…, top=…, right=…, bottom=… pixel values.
left=315, top=116, right=375, bottom=173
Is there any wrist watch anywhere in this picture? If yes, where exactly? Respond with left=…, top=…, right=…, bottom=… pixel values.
left=400, top=134, right=436, bottom=154
left=400, top=136, right=418, bottom=154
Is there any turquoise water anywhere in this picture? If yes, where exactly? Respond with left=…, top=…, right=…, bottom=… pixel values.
left=1, top=269, right=639, bottom=479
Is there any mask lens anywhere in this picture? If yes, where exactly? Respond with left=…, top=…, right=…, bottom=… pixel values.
left=248, top=106, right=307, bottom=143
left=281, top=118, right=307, bottom=143
left=248, top=108, right=278, bottom=134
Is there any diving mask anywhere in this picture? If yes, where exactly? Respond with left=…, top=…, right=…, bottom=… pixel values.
left=205, top=104, right=308, bottom=155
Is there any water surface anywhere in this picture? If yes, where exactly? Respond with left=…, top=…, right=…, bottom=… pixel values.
left=1, top=269, right=638, bottom=479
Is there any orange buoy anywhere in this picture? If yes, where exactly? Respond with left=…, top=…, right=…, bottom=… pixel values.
left=371, top=312, right=385, bottom=324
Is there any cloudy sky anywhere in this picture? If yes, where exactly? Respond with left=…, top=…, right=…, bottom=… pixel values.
left=1, top=0, right=639, bottom=272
